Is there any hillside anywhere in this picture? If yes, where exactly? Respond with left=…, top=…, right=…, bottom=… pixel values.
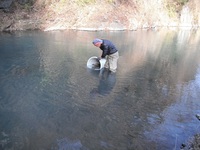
left=0, top=0, right=200, bottom=32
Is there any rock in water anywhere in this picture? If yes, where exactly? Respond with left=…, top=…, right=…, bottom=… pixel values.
left=195, top=114, right=200, bottom=120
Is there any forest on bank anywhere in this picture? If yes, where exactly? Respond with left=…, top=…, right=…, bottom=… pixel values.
left=0, top=0, right=200, bottom=31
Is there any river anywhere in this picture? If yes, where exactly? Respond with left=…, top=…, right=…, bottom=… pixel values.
left=0, top=29, right=200, bottom=150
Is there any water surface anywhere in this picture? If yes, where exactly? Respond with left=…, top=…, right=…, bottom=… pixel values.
left=0, top=30, right=200, bottom=150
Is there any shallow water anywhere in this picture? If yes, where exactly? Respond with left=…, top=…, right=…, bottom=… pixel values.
left=0, top=29, right=200, bottom=150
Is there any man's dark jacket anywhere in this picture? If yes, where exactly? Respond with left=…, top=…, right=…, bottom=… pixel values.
left=100, top=39, right=118, bottom=58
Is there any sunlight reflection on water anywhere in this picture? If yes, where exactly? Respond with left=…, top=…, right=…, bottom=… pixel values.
left=144, top=64, right=200, bottom=149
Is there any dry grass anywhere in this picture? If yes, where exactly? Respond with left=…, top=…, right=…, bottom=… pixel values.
left=1, top=0, right=200, bottom=31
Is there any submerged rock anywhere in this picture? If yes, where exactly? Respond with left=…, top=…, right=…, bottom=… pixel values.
left=181, top=134, right=200, bottom=150
left=196, top=114, right=200, bottom=120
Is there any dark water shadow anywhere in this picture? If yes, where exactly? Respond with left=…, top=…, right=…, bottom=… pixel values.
left=88, top=68, right=116, bottom=97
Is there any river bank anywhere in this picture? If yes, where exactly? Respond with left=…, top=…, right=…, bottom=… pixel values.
left=0, top=1, right=200, bottom=32
left=181, top=134, right=200, bottom=150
